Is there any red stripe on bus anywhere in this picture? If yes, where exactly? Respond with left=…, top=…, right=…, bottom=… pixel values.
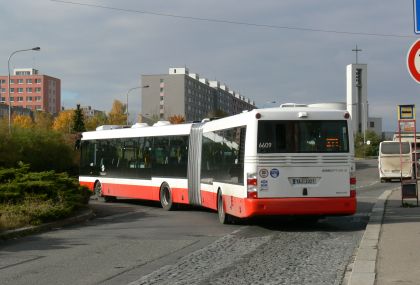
left=80, top=181, right=190, bottom=204
left=80, top=181, right=95, bottom=191
left=200, top=190, right=217, bottom=210
left=240, top=196, right=357, bottom=217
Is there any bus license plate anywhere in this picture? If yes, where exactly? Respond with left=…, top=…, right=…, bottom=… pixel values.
left=290, top=177, right=318, bottom=185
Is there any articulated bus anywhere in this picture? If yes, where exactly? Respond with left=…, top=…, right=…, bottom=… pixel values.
left=79, top=106, right=356, bottom=223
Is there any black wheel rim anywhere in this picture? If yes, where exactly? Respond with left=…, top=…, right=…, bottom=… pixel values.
left=218, top=194, right=224, bottom=219
left=162, top=187, right=170, bottom=206
left=95, top=183, right=102, bottom=198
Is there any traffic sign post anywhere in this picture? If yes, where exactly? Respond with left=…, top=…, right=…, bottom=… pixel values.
left=414, top=0, right=420, bottom=34
left=397, top=104, right=419, bottom=206
left=407, top=40, right=420, bottom=83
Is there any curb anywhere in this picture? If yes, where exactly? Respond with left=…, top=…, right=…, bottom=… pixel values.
left=0, top=208, right=94, bottom=241
left=347, top=189, right=393, bottom=285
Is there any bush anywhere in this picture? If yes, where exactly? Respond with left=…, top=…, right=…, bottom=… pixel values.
left=0, top=165, right=91, bottom=231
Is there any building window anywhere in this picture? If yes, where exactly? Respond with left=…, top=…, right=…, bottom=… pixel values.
left=26, top=88, right=32, bottom=93
left=26, top=79, right=32, bottom=84
left=160, top=79, right=164, bottom=83
left=35, top=79, right=42, bottom=84
left=35, top=96, right=42, bottom=101
left=10, top=97, right=14, bottom=102
left=35, top=105, right=42, bottom=110
left=18, top=79, right=23, bottom=84
left=370, top=122, right=375, bottom=128
left=0, top=80, right=5, bottom=84
left=27, top=96, right=33, bottom=102
left=10, top=88, right=14, bottom=93
left=35, top=87, right=41, bottom=92
left=10, top=79, right=14, bottom=84
left=18, top=88, right=23, bottom=93
left=1, top=97, right=5, bottom=102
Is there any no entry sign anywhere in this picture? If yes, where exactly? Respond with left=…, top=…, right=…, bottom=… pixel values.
left=407, top=40, right=420, bottom=83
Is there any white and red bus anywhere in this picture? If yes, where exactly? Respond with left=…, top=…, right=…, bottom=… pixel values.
left=79, top=106, right=356, bottom=223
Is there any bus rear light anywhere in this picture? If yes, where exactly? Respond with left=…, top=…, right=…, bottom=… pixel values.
left=247, top=173, right=258, bottom=199
left=350, top=190, right=356, bottom=198
left=350, top=175, right=356, bottom=191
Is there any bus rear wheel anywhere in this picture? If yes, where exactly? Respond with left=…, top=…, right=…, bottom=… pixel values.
left=217, top=190, right=231, bottom=224
left=160, top=183, right=174, bottom=211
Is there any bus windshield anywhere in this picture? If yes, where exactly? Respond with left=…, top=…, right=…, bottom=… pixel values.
left=257, top=120, right=349, bottom=153
left=380, top=142, right=410, bottom=154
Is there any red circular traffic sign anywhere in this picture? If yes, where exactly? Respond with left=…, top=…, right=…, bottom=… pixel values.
left=407, top=40, right=420, bottom=83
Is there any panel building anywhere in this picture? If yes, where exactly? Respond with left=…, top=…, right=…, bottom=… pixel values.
left=0, top=68, right=61, bottom=115
left=140, top=67, right=255, bottom=122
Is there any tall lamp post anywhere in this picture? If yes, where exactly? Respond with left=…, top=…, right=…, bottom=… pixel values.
left=7, top=47, right=41, bottom=133
left=126, top=85, right=149, bottom=125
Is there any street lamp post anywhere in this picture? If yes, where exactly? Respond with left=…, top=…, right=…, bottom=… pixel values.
left=7, top=47, right=41, bottom=133
left=126, top=85, right=149, bottom=125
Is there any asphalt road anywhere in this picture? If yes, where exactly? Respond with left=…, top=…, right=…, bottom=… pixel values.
left=0, top=159, right=397, bottom=285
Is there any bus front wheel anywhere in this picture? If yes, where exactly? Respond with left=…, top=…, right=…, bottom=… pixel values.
left=92, top=181, right=116, bottom=202
left=160, top=183, right=174, bottom=211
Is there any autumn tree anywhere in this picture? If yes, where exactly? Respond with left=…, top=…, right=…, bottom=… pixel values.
left=34, top=111, right=53, bottom=130
left=53, top=110, right=74, bottom=133
left=85, top=113, right=107, bottom=131
left=168, top=114, right=185, bottom=124
left=72, top=104, right=86, bottom=133
left=108, top=100, right=127, bottom=125
left=12, top=114, right=33, bottom=129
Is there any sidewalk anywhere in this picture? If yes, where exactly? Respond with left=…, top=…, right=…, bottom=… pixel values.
left=348, top=188, right=420, bottom=285
left=376, top=189, right=420, bottom=284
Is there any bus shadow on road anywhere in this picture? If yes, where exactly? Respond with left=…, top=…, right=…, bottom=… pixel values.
left=247, top=209, right=370, bottom=232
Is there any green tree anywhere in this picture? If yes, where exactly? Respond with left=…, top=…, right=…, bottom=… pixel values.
left=72, top=104, right=86, bottom=133
left=108, top=100, right=127, bottom=125
left=0, top=127, right=77, bottom=173
left=355, top=130, right=382, bottom=158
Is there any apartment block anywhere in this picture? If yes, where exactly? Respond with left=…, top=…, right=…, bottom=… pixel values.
left=0, top=68, right=61, bottom=115
left=141, top=67, right=255, bottom=122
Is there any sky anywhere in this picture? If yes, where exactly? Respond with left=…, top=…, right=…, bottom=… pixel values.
left=0, top=0, right=419, bottom=131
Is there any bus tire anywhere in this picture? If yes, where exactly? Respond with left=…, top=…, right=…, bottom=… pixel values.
left=160, top=183, right=174, bottom=211
left=217, top=190, right=230, bottom=224
left=93, top=181, right=116, bottom=203
left=92, top=181, right=104, bottom=201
